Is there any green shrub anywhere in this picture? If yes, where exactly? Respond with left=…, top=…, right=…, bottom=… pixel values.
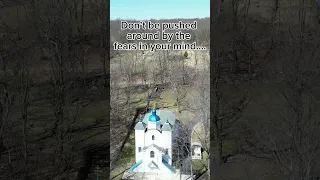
left=183, top=51, right=188, bottom=58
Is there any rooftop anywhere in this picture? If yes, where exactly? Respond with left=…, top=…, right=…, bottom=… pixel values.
left=143, top=109, right=176, bottom=126
left=135, top=109, right=176, bottom=131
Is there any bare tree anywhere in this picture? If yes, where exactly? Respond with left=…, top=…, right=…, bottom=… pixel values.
left=172, top=121, right=194, bottom=179
left=88, top=0, right=108, bottom=87
left=212, top=0, right=222, bottom=20
left=156, top=51, right=170, bottom=84
left=251, top=1, right=320, bottom=178
left=110, top=69, right=122, bottom=119
left=14, top=34, right=34, bottom=180
left=0, top=24, right=20, bottom=162
left=121, top=52, right=136, bottom=110
left=211, top=26, right=251, bottom=169
left=28, top=0, right=90, bottom=177
left=168, top=54, right=189, bottom=113
left=186, top=70, right=210, bottom=171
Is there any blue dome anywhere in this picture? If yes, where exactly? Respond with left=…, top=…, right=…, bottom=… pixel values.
left=148, top=109, right=160, bottom=122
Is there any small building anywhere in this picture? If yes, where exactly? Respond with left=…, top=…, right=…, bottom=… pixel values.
left=191, top=142, right=202, bottom=160
left=129, top=109, right=176, bottom=174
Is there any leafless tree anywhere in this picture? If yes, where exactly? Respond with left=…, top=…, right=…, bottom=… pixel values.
left=173, top=121, right=194, bottom=179
left=27, top=0, right=90, bottom=178
left=110, top=69, right=122, bottom=119
left=212, top=0, right=222, bottom=20
left=0, top=24, right=20, bottom=163
left=156, top=51, right=170, bottom=84
left=167, top=54, right=189, bottom=113
left=186, top=70, right=210, bottom=168
left=120, top=52, right=136, bottom=110
left=14, top=33, right=34, bottom=180
left=212, top=16, right=251, bottom=169
left=88, top=0, right=109, bottom=87
left=251, top=1, right=320, bottom=178
left=0, top=20, right=36, bottom=179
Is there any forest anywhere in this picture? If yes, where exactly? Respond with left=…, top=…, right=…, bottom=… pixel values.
left=0, top=0, right=109, bottom=179
left=211, top=0, right=320, bottom=179
left=0, top=0, right=320, bottom=179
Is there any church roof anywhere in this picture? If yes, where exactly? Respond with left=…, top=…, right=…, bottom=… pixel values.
left=143, top=109, right=176, bottom=127
left=142, top=143, right=165, bottom=152
left=135, top=119, right=146, bottom=130
left=191, top=142, right=202, bottom=147
left=129, top=160, right=143, bottom=172
left=148, top=109, right=160, bottom=122
left=162, top=120, right=173, bottom=131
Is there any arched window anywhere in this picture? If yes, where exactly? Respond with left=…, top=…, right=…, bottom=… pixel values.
left=152, top=135, right=155, bottom=140
left=150, top=151, right=154, bottom=158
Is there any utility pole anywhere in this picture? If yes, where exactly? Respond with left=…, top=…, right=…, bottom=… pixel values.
left=94, top=165, right=102, bottom=180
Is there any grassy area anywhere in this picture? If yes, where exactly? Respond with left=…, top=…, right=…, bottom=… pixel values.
left=110, top=166, right=127, bottom=180
left=74, top=99, right=109, bottom=147
left=132, top=92, right=149, bottom=109
left=192, top=123, right=205, bottom=143
left=110, top=130, right=135, bottom=179
left=211, top=139, right=241, bottom=157
left=133, top=88, right=179, bottom=110
left=192, top=151, right=208, bottom=174
left=160, top=90, right=177, bottom=109
left=119, top=135, right=135, bottom=165
left=78, top=102, right=108, bottom=130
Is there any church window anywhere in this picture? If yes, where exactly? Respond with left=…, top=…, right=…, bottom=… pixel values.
left=150, top=151, right=154, bottom=158
left=152, top=135, right=155, bottom=140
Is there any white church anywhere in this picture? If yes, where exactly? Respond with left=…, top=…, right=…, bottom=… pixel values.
left=129, top=108, right=176, bottom=174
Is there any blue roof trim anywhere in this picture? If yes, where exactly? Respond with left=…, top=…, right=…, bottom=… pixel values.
left=129, top=160, right=143, bottom=172
left=162, top=154, right=171, bottom=163
left=162, top=161, right=176, bottom=174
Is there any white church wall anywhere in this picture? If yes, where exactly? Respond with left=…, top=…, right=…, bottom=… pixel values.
left=160, top=163, right=174, bottom=174
left=161, top=131, right=172, bottom=148
left=147, top=121, right=156, bottom=129
left=162, top=131, right=172, bottom=164
left=145, top=129, right=162, bottom=147
left=147, top=121, right=161, bottom=130
left=142, top=149, right=148, bottom=172
left=143, top=146, right=163, bottom=173
left=135, top=130, right=145, bottom=162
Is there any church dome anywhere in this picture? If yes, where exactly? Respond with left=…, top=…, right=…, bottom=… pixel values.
left=148, top=109, right=160, bottom=122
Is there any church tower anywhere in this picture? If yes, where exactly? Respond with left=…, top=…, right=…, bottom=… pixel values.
left=134, top=118, right=146, bottom=162
left=147, top=109, right=161, bottom=130
left=162, top=119, right=173, bottom=164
